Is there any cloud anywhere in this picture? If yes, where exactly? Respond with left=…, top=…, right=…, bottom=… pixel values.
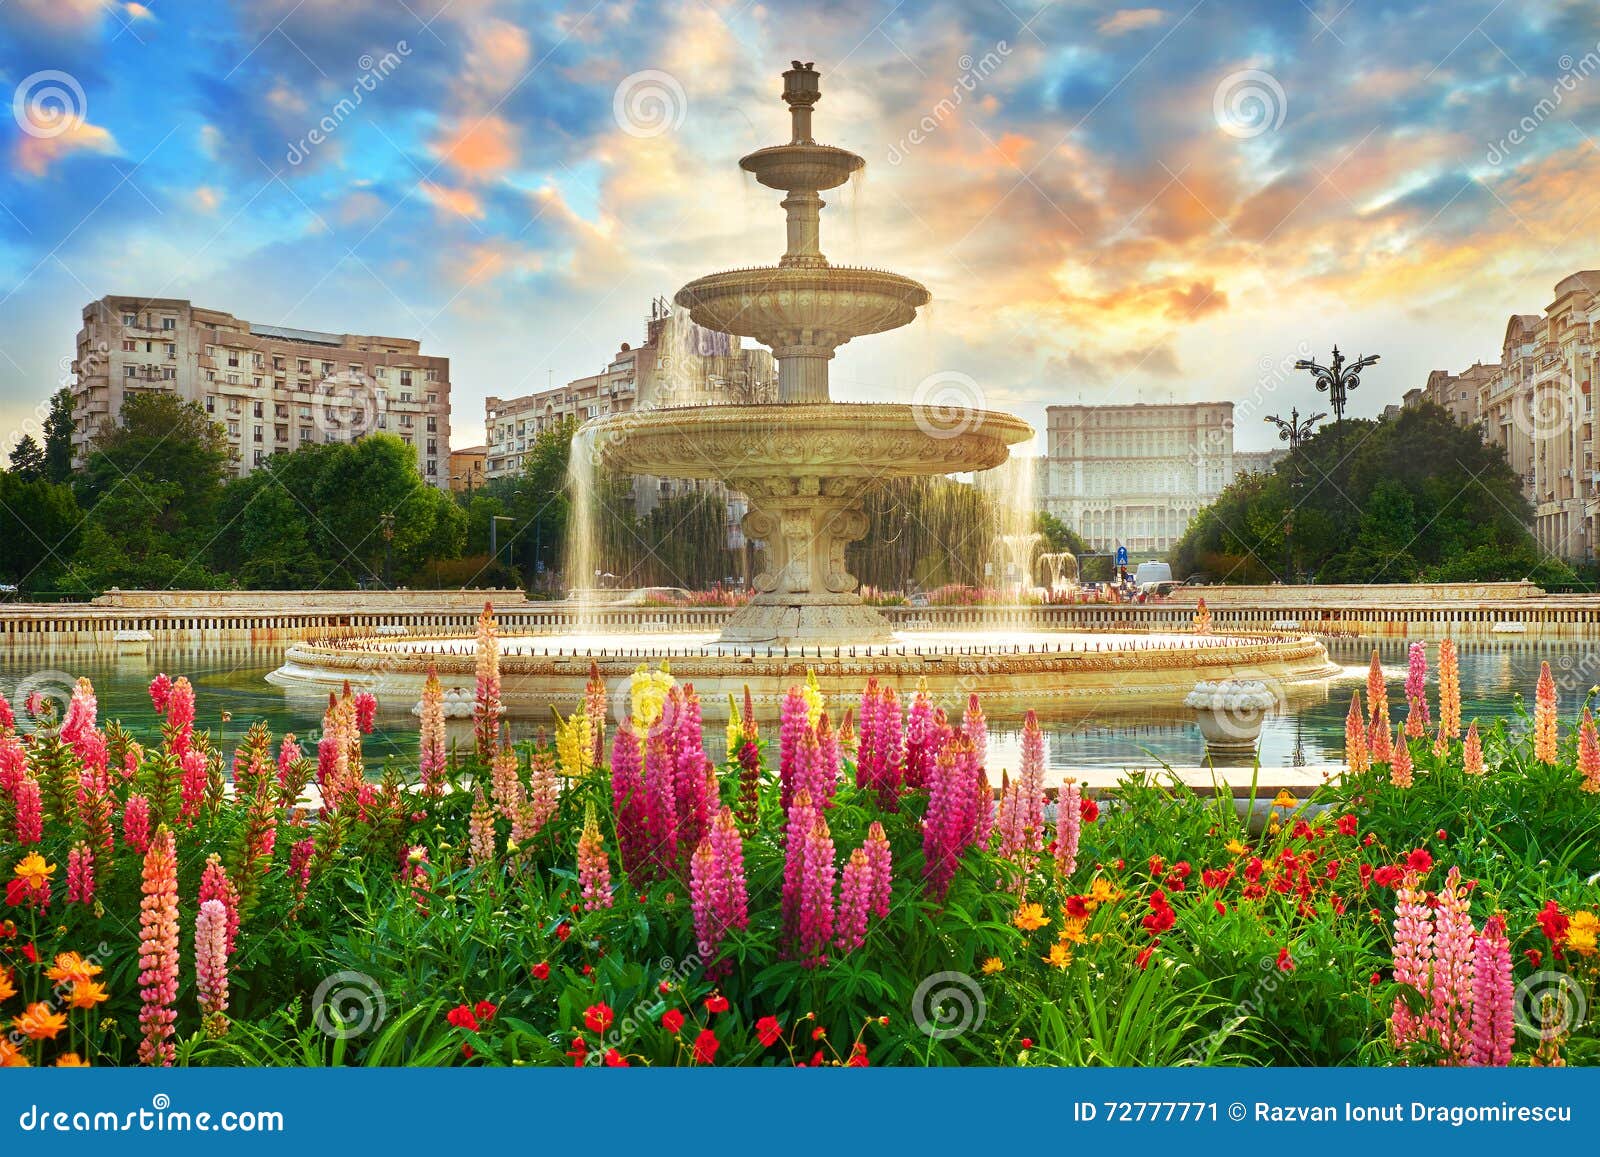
left=1098, top=8, right=1166, bottom=36
left=420, top=180, right=486, bottom=220
left=432, top=114, right=518, bottom=180
left=12, top=117, right=118, bottom=176
left=191, top=185, right=221, bottom=212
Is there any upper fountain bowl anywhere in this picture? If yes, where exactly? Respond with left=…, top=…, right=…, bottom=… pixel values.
left=675, top=265, right=930, bottom=346
left=740, top=144, right=863, bottom=192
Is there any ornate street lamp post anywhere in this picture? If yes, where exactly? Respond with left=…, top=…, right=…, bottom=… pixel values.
left=1263, top=407, right=1325, bottom=584
left=380, top=511, right=396, bottom=589
left=1293, top=345, right=1378, bottom=421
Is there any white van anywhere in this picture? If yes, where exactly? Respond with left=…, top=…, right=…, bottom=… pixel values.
left=1133, top=561, right=1173, bottom=591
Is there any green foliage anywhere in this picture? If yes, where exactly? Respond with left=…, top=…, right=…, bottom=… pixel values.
left=43, top=387, right=75, bottom=484
left=7, top=435, right=45, bottom=481
left=0, top=470, right=82, bottom=592
left=1171, top=403, right=1571, bottom=585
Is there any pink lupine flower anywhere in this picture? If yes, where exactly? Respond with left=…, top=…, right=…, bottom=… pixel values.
left=611, top=720, right=648, bottom=879
left=835, top=848, right=872, bottom=954
left=1534, top=660, right=1558, bottom=764
left=123, top=792, right=152, bottom=853
left=961, top=692, right=987, bottom=770
left=1580, top=709, right=1600, bottom=793
left=489, top=741, right=523, bottom=821
left=999, top=710, right=1048, bottom=873
left=855, top=678, right=882, bottom=791
left=903, top=681, right=936, bottom=790
left=1431, top=867, right=1476, bottom=1066
left=576, top=803, right=614, bottom=911
left=418, top=667, right=447, bottom=797
left=195, top=899, right=231, bottom=1037
left=473, top=603, right=502, bottom=760
left=66, top=842, right=94, bottom=905
left=781, top=789, right=818, bottom=946
left=690, top=838, right=724, bottom=960
left=922, top=738, right=982, bottom=901
left=14, top=773, right=42, bottom=844
left=0, top=690, right=12, bottom=732
left=288, top=837, right=315, bottom=895
left=469, top=789, right=496, bottom=869
left=778, top=685, right=809, bottom=809
left=710, top=807, right=750, bottom=932
left=672, top=686, right=713, bottom=851
left=0, top=732, right=24, bottom=795
left=1390, top=870, right=1435, bottom=1053
left=402, top=845, right=432, bottom=913
left=1345, top=691, right=1370, bottom=773
left=164, top=677, right=195, bottom=757
left=797, top=813, right=836, bottom=967
left=200, top=854, right=240, bottom=956
left=179, top=748, right=209, bottom=822
left=276, top=734, right=303, bottom=792
left=59, top=677, right=97, bottom=748
left=856, top=681, right=904, bottom=810
left=1463, top=721, right=1485, bottom=776
left=643, top=731, right=679, bottom=876
left=1404, top=641, right=1430, bottom=738
left=1056, top=779, right=1082, bottom=879
left=138, top=827, right=180, bottom=1067
left=1471, top=914, right=1514, bottom=1067
left=149, top=673, right=173, bottom=714
left=518, top=744, right=559, bottom=843
left=813, top=710, right=841, bottom=809
left=863, top=821, right=892, bottom=918
left=353, top=691, right=377, bottom=735
left=1389, top=724, right=1414, bottom=789
left=1439, top=639, right=1461, bottom=739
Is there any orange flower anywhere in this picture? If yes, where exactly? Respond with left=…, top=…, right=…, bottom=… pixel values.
left=11, top=852, right=55, bottom=887
left=53, top=1053, right=89, bottom=1067
left=0, top=968, right=15, bottom=1003
left=68, top=980, right=109, bottom=1010
left=0, top=1038, right=29, bottom=1067
left=12, top=1002, right=68, bottom=1041
left=45, top=951, right=102, bottom=986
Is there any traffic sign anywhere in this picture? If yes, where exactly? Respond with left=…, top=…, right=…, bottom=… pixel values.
left=1115, top=545, right=1129, bottom=567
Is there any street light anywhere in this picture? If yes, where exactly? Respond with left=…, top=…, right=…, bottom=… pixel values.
left=489, top=515, right=514, bottom=569
left=379, top=511, right=396, bottom=589
left=1262, top=408, right=1326, bottom=584
left=1293, top=345, right=1379, bottom=421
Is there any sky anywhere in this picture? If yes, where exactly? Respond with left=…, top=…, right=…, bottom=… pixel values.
left=1, top=0, right=1598, bottom=458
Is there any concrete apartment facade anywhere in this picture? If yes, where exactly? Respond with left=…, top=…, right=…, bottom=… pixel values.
left=1410, top=271, right=1600, bottom=561
left=72, top=296, right=451, bottom=486
left=1038, top=401, right=1238, bottom=555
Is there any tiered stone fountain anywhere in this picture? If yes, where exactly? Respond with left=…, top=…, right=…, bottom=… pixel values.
left=590, top=62, right=1033, bottom=647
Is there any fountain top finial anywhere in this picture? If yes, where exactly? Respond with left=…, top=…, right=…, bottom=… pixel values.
left=781, top=61, right=822, bottom=144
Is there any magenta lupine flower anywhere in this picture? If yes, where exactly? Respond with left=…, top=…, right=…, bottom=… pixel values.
left=864, top=821, right=892, bottom=918
left=473, top=603, right=502, bottom=759
left=781, top=789, right=818, bottom=946
left=123, top=792, right=152, bottom=853
left=778, top=685, right=809, bottom=809
left=14, top=773, right=42, bottom=844
left=0, top=690, right=12, bottom=732
left=1390, top=870, right=1435, bottom=1052
left=353, top=690, right=377, bottom=736
left=149, top=673, right=173, bottom=714
left=797, top=814, right=836, bottom=967
left=855, top=678, right=882, bottom=790
left=643, top=731, right=679, bottom=876
left=1431, top=866, right=1476, bottom=1065
left=922, top=739, right=981, bottom=901
left=0, top=732, right=24, bottom=795
left=1056, top=779, right=1082, bottom=878
left=672, top=686, right=713, bottom=853
left=1471, top=914, right=1513, bottom=1066
left=288, top=836, right=315, bottom=895
left=164, top=677, right=196, bottom=758
left=576, top=803, right=614, bottom=911
left=835, top=848, right=872, bottom=955
left=690, top=838, right=724, bottom=960
left=856, top=682, right=904, bottom=810
left=1404, top=641, right=1430, bottom=738
left=903, top=683, right=936, bottom=790
left=200, top=853, right=240, bottom=956
left=418, top=667, right=447, bottom=797
left=195, top=898, right=231, bottom=1037
left=611, top=720, right=648, bottom=879
left=276, top=734, right=303, bottom=792
left=813, top=711, right=841, bottom=809
left=961, top=692, right=987, bottom=769
left=66, top=841, right=94, bottom=905
left=179, top=748, right=208, bottom=822
left=709, top=807, right=749, bottom=932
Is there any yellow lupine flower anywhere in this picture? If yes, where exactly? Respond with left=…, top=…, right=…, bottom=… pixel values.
left=726, top=694, right=743, bottom=755
left=801, top=669, right=824, bottom=727
left=629, top=663, right=674, bottom=729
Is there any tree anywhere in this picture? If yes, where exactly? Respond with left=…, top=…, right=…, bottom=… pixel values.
left=1170, top=403, right=1571, bottom=585
left=43, top=388, right=74, bottom=483
left=0, top=471, right=81, bottom=593
left=311, top=434, right=462, bottom=585
left=7, top=435, right=45, bottom=482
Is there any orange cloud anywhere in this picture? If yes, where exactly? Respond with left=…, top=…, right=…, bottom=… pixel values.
left=433, top=114, right=517, bottom=180
left=420, top=180, right=486, bottom=220
left=1098, top=8, right=1166, bottom=36
left=13, top=119, right=118, bottom=176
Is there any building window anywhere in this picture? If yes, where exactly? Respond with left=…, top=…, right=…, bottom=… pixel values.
left=163, top=367, right=175, bottom=380
left=321, top=361, right=334, bottom=377
left=298, top=359, right=310, bottom=373
left=122, top=313, right=136, bottom=326
left=375, top=366, right=387, bottom=379
left=427, top=459, right=438, bottom=476
left=253, top=449, right=265, bottom=466
left=273, top=356, right=285, bottom=371
left=162, top=317, right=175, bottom=330
left=252, top=401, right=263, bottom=418
left=349, top=363, right=362, bottom=375
left=426, top=416, right=437, bottom=432
left=122, top=339, right=136, bottom=352
left=300, top=426, right=313, bottom=443
left=124, top=365, right=136, bottom=378
left=227, top=352, right=239, bottom=368
left=227, top=420, right=240, bottom=436
left=205, top=396, right=215, bottom=413
left=400, top=370, right=413, bottom=387
left=253, top=425, right=263, bottom=443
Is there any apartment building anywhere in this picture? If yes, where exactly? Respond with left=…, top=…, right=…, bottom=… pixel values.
left=71, top=296, right=451, bottom=486
left=1411, top=271, right=1600, bottom=561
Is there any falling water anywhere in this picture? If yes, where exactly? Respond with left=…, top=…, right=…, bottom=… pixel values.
left=565, top=423, right=600, bottom=631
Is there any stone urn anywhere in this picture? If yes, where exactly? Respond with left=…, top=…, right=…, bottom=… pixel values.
left=1186, top=679, right=1278, bottom=754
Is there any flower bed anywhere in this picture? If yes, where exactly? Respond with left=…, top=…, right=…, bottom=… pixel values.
left=1, top=609, right=1597, bottom=1067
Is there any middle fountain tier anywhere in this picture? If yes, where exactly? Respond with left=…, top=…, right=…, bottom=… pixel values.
left=584, top=60, right=1033, bottom=647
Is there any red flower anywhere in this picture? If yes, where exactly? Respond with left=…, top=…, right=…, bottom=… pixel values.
left=1079, top=798, right=1100, bottom=823
left=846, top=1042, right=869, bottom=1067
left=1142, top=892, right=1176, bottom=934
left=1243, top=857, right=1264, bottom=884
left=1405, top=848, right=1432, bottom=873
left=461, top=1044, right=475, bottom=1060
left=704, top=994, right=730, bottom=1014
left=1064, top=895, right=1090, bottom=919
left=1135, top=946, right=1156, bottom=969
left=1362, top=833, right=1376, bottom=846
left=692, top=1028, right=720, bottom=1065
left=556, top=922, right=572, bottom=942
left=1019, top=1038, right=1033, bottom=1050
left=583, top=1003, right=615, bottom=1033
left=1147, top=855, right=1165, bottom=876
left=811, top=1026, right=827, bottom=1041
left=565, top=1037, right=588, bottom=1066
left=1525, top=948, right=1544, bottom=968
left=661, top=1008, right=685, bottom=1034
left=755, top=1015, right=783, bottom=1047
left=657, top=980, right=671, bottom=994
left=446, top=1005, right=480, bottom=1032
left=1213, top=900, right=1227, bottom=915
left=1369, top=972, right=1382, bottom=985
left=1435, top=829, right=1448, bottom=842
left=604, top=1048, right=629, bottom=1067
left=1275, top=947, right=1295, bottom=972
left=474, top=1000, right=498, bottom=1023
left=1171, top=860, right=1192, bottom=879
left=531, top=962, right=550, bottom=980
left=1372, top=865, right=1403, bottom=888
left=1336, top=814, right=1358, bottom=837
left=1537, top=901, right=1569, bottom=946
left=21, top=941, right=36, bottom=964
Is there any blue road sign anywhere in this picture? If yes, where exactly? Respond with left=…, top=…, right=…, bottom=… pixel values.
left=1115, top=545, right=1129, bottom=566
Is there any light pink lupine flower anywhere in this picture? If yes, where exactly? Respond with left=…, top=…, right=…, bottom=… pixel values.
left=1056, top=780, right=1082, bottom=879
left=288, top=837, right=315, bottom=895
left=864, top=821, right=892, bottom=918
left=199, top=853, right=240, bottom=957
left=469, top=788, right=496, bottom=869
left=473, top=603, right=502, bottom=760
left=489, top=741, right=523, bottom=821
left=1391, top=870, right=1435, bottom=1053
left=1471, top=913, right=1513, bottom=1066
left=999, top=710, right=1048, bottom=873
left=195, top=898, right=231, bottom=1037
left=1390, top=723, right=1414, bottom=789
left=1405, top=641, right=1430, bottom=738
left=1580, top=709, right=1600, bottom=793
left=517, top=745, right=559, bottom=843
left=66, top=841, right=94, bottom=905
left=961, top=692, right=987, bottom=770
left=59, top=677, right=97, bottom=748
left=138, top=827, right=180, bottom=1066
left=1464, top=721, right=1486, bottom=776
left=123, top=792, right=152, bottom=853
left=1431, top=867, right=1476, bottom=1066
left=418, top=667, right=447, bottom=797
left=14, top=773, right=42, bottom=844
left=576, top=803, right=613, bottom=911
